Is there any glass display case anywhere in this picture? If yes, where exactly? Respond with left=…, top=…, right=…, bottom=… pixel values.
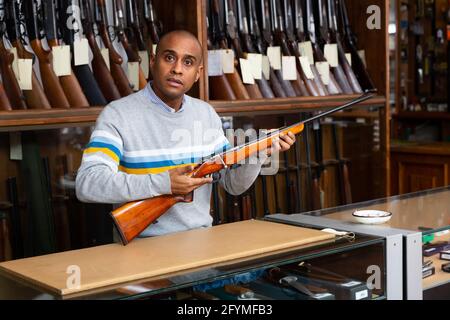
left=267, top=186, right=450, bottom=300
left=0, top=231, right=386, bottom=300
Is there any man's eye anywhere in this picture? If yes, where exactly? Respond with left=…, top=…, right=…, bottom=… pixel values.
left=184, top=59, right=193, bottom=66
left=166, top=55, right=175, bottom=62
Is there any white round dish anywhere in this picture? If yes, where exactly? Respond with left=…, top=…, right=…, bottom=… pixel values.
left=352, top=210, right=392, bottom=225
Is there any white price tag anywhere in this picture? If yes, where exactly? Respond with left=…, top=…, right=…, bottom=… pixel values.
left=358, top=50, right=367, bottom=67
left=341, top=281, right=361, bottom=287
left=262, top=55, right=270, bottom=80
left=52, top=45, right=72, bottom=76
left=345, top=53, right=352, bottom=66
left=139, top=50, right=150, bottom=79
left=355, top=290, right=369, bottom=300
left=221, top=49, right=235, bottom=74
left=100, top=48, right=110, bottom=70
left=18, top=59, right=33, bottom=90
left=315, top=62, right=330, bottom=85
left=127, top=62, right=140, bottom=91
left=299, top=56, right=314, bottom=79
left=9, top=132, right=22, bottom=161
left=282, top=56, right=297, bottom=80
left=74, top=38, right=90, bottom=66
left=247, top=53, right=263, bottom=80
left=208, top=50, right=223, bottom=76
left=324, top=44, right=339, bottom=67
left=267, top=46, right=281, bottom=70
left=298, top=41, right=314, bottom=65
left=152, top=44, right=158, bottom=55
left=239, top=58, right=254, bottom=84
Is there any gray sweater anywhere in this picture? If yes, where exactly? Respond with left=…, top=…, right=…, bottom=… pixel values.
left=76, top=84, right=267, bottom=237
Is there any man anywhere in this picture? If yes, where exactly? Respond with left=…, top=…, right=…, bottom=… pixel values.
left=76, top=30, right=295, bottom=237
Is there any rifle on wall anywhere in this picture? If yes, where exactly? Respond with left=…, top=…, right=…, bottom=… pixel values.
left=58, top=0, right=107, bottom=106
left=226, top=0, right=263, bottom=99
left=42, top=0, right=90, bottom=108
left=302, top=0, right=342, bottom=95
left=311, top=0, right=354, bottom=94
left=325, top=0, right=362, bottom=94
left=113, top=0, right=147, bottom=90
left=22, top=0, right=71, bottom=108
left=270, top=0, right=309, bottom=96
left=111, top=92, right=375, bottom=245
left=0, top=0, right=27, bottom=109
left=207, top=0, right=237, bottom=100
left=80, top=0, right=121, bottom=102
left=96, top=0, right=133, bottom=97
left=5, top=0, right=51, bottom=109
left=282, top=0, right=328, bottom=96
left=337, top=0, right=376, bottom=91
left=250, top=0, right=297, bottom=98
left=236, top=0, right=275, bottom=98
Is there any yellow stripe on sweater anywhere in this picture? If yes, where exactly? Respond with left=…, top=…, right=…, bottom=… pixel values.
left=118, top=163, right=196, bottom=175
left=84, top=147, right=120, bottom=163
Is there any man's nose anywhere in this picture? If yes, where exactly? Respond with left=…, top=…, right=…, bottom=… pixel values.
left=171, top=59, right=183, bottom=74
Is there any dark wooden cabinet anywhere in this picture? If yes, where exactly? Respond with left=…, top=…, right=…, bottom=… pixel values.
left=391, top=142, right=450, bottom=195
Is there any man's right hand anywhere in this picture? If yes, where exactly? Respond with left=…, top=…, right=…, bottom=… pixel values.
left=169, top=165, right=213, bottom=195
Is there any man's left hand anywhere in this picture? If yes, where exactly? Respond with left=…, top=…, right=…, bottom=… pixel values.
left=267, top=131, right=296, bottom=156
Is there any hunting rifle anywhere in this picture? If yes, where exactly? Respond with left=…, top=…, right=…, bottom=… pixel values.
left=111, top=92, right=375, bottom=245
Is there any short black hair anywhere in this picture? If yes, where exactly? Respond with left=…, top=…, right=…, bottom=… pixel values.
left=155, top=30, right=203, bottom=63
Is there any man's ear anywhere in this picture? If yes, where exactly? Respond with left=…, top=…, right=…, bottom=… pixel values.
left=149, top=53, right=156, bottom=71
left=195, top=65, right=203, bottom=82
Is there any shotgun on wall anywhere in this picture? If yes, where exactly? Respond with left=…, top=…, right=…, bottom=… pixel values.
left=110, top=92, right=375, bottom=245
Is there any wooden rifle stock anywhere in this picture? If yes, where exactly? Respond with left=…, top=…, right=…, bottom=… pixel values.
left=23, top=0, right=70, bottom=108
left=10, top=40, right=51, bottom=109
left=111, top=93, right=374, bottom=244
left=81, top=0, right=121, bottom=102
left=97, top=0, right=133, bottom=97
left=30, top=40, right=71, bottom=108
left=47, top=40, right=90, bottom=108
left=0, top=40, right=27, bottom=109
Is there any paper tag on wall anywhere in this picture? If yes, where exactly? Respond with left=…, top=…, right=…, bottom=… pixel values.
left=298, top=41, right=314, bottom=65
left=9, top=132, right=22, bottom=161
left=299, top=56, right=314, bottom=79
left=267, top=46, right=281, bottom=70
left=358, top=50, right=367, bottom=68
left=282, top=56, right=297, bottom=80
left=262, top=55, right=270, bottom=80
left=17, top=59, right=33, bottom=90
left=315, top=61, right=330, bottom=85
left=324, top=44, right=338, bottom=67
left=74, top=38, right=90, bottom=66
left=345, top=53, right=352, bottom=67
left=152, top=44, right=158, bottom=55
left=247, top=53, right=262, bottom=80
left=11, top=47, right=19, bottom=77
left=208, top=50, right=223, bottom=76
left=127, top=62, right=140, bottom=91
left=139, top=50, right=150, bottom=79
left=221, top=49, right=235, bottom=74
left=239, top=58, right=254, bottom=84
left=100, top=48, right=110, bottom=70
left=53, top=45, right=72, bottom=76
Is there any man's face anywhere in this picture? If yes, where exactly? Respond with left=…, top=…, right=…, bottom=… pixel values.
left=150, top=35, right=203, bottom=101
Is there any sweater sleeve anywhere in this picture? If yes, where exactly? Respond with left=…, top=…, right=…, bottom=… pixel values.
left=75, top=104, right=172, bottom=204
